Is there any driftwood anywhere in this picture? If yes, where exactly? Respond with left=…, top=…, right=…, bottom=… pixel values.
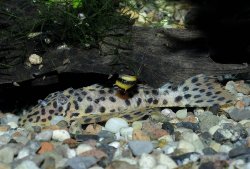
left=0, top=26, right=249, bottom=89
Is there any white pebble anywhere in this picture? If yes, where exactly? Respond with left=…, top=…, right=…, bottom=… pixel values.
left=16, top=148, right=30, bottom=159
left=52, top=130, right=70, bottom=141
left=176, top=109, right=187, bottom=119
left=139, top=153, right=156, bottom=169
left=157, top=153, right=177, bottom=169
left=28, top=54, right=42, bottom=65
left=76, top=144, right=93, bottom=155
left=7, top=122, right=18, bottom=129
left=210, top=141, right=221, bottom=152
left=154, top=164, right=168, bottom=169
left=209, top=125, right=220, bottom=135
left=66, top=148, right=76, bottom=158
left=35, top=130, right=53, bottom=141
left=177, top=140, right=195, bottom=153
left=15, top=160, right=39, bottom=169
left=117, top=157, right=138, bottom=165
left=108, top=141, right=120, bottom=149
left=219, top=144, right=233, bottom=153
left=105, top=118, right=128, bottom=133
left=132, top=121, right=143, bottom=130
left=120, top=127, right=133, bottom=140
left=181, top=132, right=204, bottom=151
left=162, top=142, right=177, bottom=154
left=89, top=166, right=104, bottom=169
left=161, top=108, right=176, bottom=118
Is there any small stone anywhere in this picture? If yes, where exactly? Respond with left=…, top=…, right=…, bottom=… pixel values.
left=52, top=129, right=70, bottom=141
left=105, top=118, right=129, bottom=133
left=161, top=108, right=176, bottom=118
left=161, top=122, right=174, bottom=135
left=177, top=140, right=195, bottom=153
left=28, top=54, right=42, bottom=65
left=7, top=122, right=18, bottom=129
left=80, top=149, right=107, bottom=160
left=0, top=134, right=11, bottom=145
left=0, top=163, right=11, bottom=169
left=228, top=108, right=250, bottom=121
left=76, top=144, right=94, bottom=155
left=210, top=141, right=221, bottom=152
left=183, top=115, right=198, bottom=123
left=120, top=127, right=133, bottom=140
left=199, top=161, right=215, bottom=169
left=128, top=141, right=154, bottom=156
left=142, top=122, right=168, bottom=139
left=213, top=129, right=232, bottom=143
left=0, top=125, right=10, bottom=132
left=14, top=136, right=29, bottom=145
left=63, top=138, right=78, bottom=148
left=236, top=100, right=246, bottom=110
left=35, top=130, right=53, bottom=141
left=132, top=130, right=150, bottom=141
left=235, top=80, right=250, bottom=94
left=98, top=130, right=115, bottom=144
left=139, top=153, right=156, bottom=169
left=208, top=125, right=220, bottom=135
left=37, top=142, right=54, bottom=154
left=229, top=146, right=250, bottom=158
left=15, top=160, right=40, bottom=169
left=162, top=142, right=178, bottom=154
left=198, top=112, right=220, bottom=132
left=66, top=156, right=97, bottom=169
left=202, top=147, right=217, bottom=155
left=16, top=147, right=31, bottom=159
left=75, top=135, right=99, bottom=142
left=108, top=141, right=120, bottom=149
left=132, top=121, right=143, bottom=130
left=176, top=109, right=187, bottom=119
left=219, top=144, right=233, bottom=153
left=106, top=161, right=137, bottom=169
left=50, top=116, right=66, bottom=126
left=154, top=165, right=168, bottom=169
left=0, top=147, right=15, bottom=163
left=98, top=144, right=116, bottom=162
left=40, top=156, right=55, bottom=169
left=171, top=152, right=200, bottom=165
left=176, top=122, right=200, bottom=132
left=157, top=153, right=177, bottom=169
left=181, top=132, right=204, bottom=151
left=85, top=124, right=103, bottom=135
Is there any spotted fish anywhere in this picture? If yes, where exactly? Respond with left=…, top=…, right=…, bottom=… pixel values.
left=18, top=74, right=235, bottom=127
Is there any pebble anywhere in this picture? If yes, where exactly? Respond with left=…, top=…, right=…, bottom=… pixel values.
left=176, top=122, right=200, bottom=132
left=35, top=130, right=53, bottom=141
left=161, top=108, right=176, bottom=118
left=228, top=146, right=250, bottom=158
left=161, top=122, right=174, bottom=135
left=132, top=130, right=150, bottom=141
left=98, top=130, right=115, bottom=144
left=0, top=113, right=19, bottom=125
left=120, top=127, right=133, bottom=140
left=75, top=134, right=99, bottom=142
left=76, top=144, right=94, bottom=155
left=0, top=134, right=11, bottom=145
left=162, top=142, right=178, bottom=154
left=15, top=160, right=40, bottom=169
left=157, top=153, right=177, bottom=169
left=128, top=141, right=154, bottom=156
left=177, top=140, right=195, bottom=153
left=105, top=118, right=129, bottom=133
left=176, top=109, right=188, bottom=119
left=181, top=132, right=204, bottom=151
left=16, top=147, right=31, bottom=159
left=0, top=146, right=15, bottom=163
left=132, top=121, right=143, bottom=130
left=139, top=153, right=156, bottom=169
left=198, top=112, right=220, bottom=132
left=66, top=156, right=97, bottom=169
left=228, top=108, right=250, bottom=121
left=50, top=116, right=66, bottom=126
left=106, top=161, right=137, bottom=169
left=52, top=130, right=71, bottom=141
left=37, top=142, right=54, bottom=154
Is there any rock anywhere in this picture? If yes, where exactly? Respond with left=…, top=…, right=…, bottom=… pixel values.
left=157, top=153, right=177, bottom=169
left=0, top=125, right=10, bottom=132
left=0, top=163, right=11, bottom=169
left=202, top=147, right=217, bottom=155
left=161, top=122, right=174, bottom=135
left=63, top=138, right=78, bottom=148
left=176, top=109, right=188, bottom=119
left=40, top=156, right=55, bottom=169
left=120, top=127, right=133, bottom=140
left=106, top=161, right=137, bottom=169
left=0, top=147, right=15, bottom=163
left=105, top=118, right=129, bottom=133
left=98, top=130, right=116, bottom=144
left=76, top=144, right=94, bottom=155
left=52, top=130, right=70, bottom=142
left=14, top=136, right=30, bottom=145
left=228, top=108, right=250, bottom=121
left=142, top=122, right=168, bottom=139
left=132, top=121, right=143, bottom=130
left=132, top=130, right=150, bottom=141
left=98, top=144, right=116, bottom=162
left=25, top=141, right=41, bottom=152
left=85, top=124, right=103, bottom=135
left=176, top=122, right=200, bottom=132
left=15, top=160, right=40, bottom=169
left=199, top=132, right=213, bottom=147
left=162, top=142, right=178, bottom=154
left=80, top=149, right=107, bottom=160
left=108, top=142, right=120, bottom=149
left=181, top=132, right=204, bottom=151
left=66, top=156, right=97, bottom=169
left=29, top=54, right=42, bottom=65
left=0, top=134, right=11, bottom=145
left=177, top=140, right=195, bottom=153
left=219, top=144, right=233, bottom=153
left=199, top=161, right=215, bottom=169
left=198, top=112, right=220, bottom=132
left=138, top=153, right=156, bottom=169
left=128, top=141, right=154, bottom=156
left=0, top=113, right=19, bottom=125
left=35, top=130, right=53, bottom=141
left=75, top=135, right=99, bottom=142
left=161, top=108, right=176, bottom=119
left=209, top=141, right=221, bottom=152
left=172, top=152, right=200, bottom=165
left=7, top=122, right=18, bottom=129
left=37, top=142, right=54, bottom=154
left=154, top=165, right=168, bottom=169
left=229, top=146, right=250, bottom=158
left=16, top=147, right=31, bottom=159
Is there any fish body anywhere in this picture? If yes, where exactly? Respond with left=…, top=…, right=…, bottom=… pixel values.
left=19, top=74, right=235, bottom=127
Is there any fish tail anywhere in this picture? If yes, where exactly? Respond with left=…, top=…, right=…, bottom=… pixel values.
left=158, top=74, right=235, bottom=107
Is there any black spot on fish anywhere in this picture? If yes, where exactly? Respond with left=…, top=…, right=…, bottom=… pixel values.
left=191, top=77, right=198, bottom=83
left=28, top=118, right=33, bottom=122
left=134, top=112, right=141, bottom=115
left=54, top=113, right=59, bottom=115
left=73, top=100, right=79, bottom=110
left=175, top=96, right=183, bottom=102
left=123, top=114, right=132, bottom=120
left=183, top=86, right=189, bottom=92
left=125, top=99, right=131, bottom=106
left=53, top=101, right=57, bottom=108
left=152, top=89, right=159, bottom=95
left=68, top=89, right=74, bottom=94
left=89, top=89, right=95, bottom=91
left=194, top=95, right=201, bottom=98
left=208, top=86, right=214, bottom=90
left=87, top=96, right=92, bottom=101
left=109, top=97, right=116, bottom=102
left=77, top=97, right=83, bottom=102
left=207, top=99, right=214, bottom=102
left=70, top=120, right=75, bottom=124
left=147, top=98, right=153, bottom=104
left=41, top=108, right=46, bottom=115
left=65, top=102, right=71, bottom=112
left=94, top=99, right=99, bottom=104
left=41, top=119, right=47, bottom=122
left=85, top=105, right=93, bottom=113
left=153, top=99, right=158, bottom=104
left=33, top=111, right=39, bottom=116
left=35, top=116, right=40, bottom=122
left=199, top=89, right=205, bottom=93
left=137, top=98, right=142, bottom=106
left=192, top=88, right=199, bottom=91
left=206, top=92, right=213, bottom=96
left=99, top=106, right=106, bottom=113
left=58, top=106, right=63, bottom=112
left=110, top=109, right=115, bottom=112
left=48, top=116, right=52, bottom=120
left=226, top=100, right=232, bottom=103
left=184, top=94, right=191, bottom=99
left=49, top=110, right=54, bottom=114
left=212, top=95, right=217, bottom=99
left=108, top=89, right=114, bottom=94
left=144, top=91, right=150, bottom=95
left=195, top=100, right=203, bottom=103
left=215, top=91, right=222, bottom=94
left=195, top=83, right=202, bottom=86
left=72, top=112, right=80, bottom=117
left=185, top=104, right=191, bottom=107
left=162, top=99, right=168, bottom=105
left=95, top=117, right=101, bottom=122
left=81, top=91, right=87, bottom=95
left=84, top=118, right=92, bottom=123
left=206, top=83, right=212, bottom=86
left=99, top=90, right=105, bottom=94
left=172, top=86, right=178, bottom=91
left=218, top=97, right=225, bottom=101
left=99, top=97, right=105, bottom=101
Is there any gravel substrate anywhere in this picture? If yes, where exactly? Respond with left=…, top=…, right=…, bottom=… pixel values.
left=0, top=80, right=250, bottom=169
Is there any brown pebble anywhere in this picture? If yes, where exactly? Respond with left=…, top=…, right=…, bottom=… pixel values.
left=142, top=121, right=168, bottom=139
left=183, top=115, right=198, bottom=123
left=0, top=125, right=10, bottom=132
left=132, top=130, right=150, bottom=141
left=38, top=142, right=54, bottom=154
left=11, top=131, right=22, bottom=138
left=106, top=161, right=137, bottom=169
left=63, top=138, right=78, bottom=148
left=79, top=149, right=107, bottom=160
left=235, top=100, right=245, bottom=110
left=85, top=124, right=102, bottom=135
